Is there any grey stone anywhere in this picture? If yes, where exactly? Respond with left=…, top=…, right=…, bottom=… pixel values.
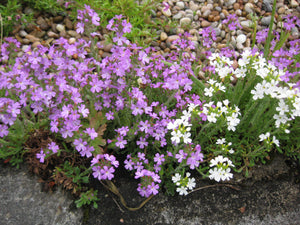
left=0, top=164, right=83, bottom=225
left=236, top=34, right=246, bottom=44
left=261, top=16, right=272, bottom=26
left=262, top=0, right=273, bottom=12
left=173, top=12, right=183, bottom=20
left=244, top=3, right=254, bottom=14
left=180, top=17, right=192, bottom=27
left=56, top=24, right=65, bottom=33
left=241, top=20, right=253, bottom=28
left=176, top=1, right=185, bottom=9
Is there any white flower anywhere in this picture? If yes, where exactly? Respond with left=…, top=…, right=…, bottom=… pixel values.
left=259, top=132, right=270, bottom=141
left=182, top=132, right=192, bottom=144
left=209, top=167, right=222, bottom=182
left=272, top=136, right=280, bottom=147
left=187, top=177, right=196, bottom=190
left=171, top=130, right=182, bottom=144
left=181, top=110, right=191, bottom=120
left=188, top=103, right=198, bottom=112
left=176, top=186, right=188, bottom=195
left=209, top=167, right=233, bottom=182
left=251, top=83, right=265, bottom=100
left=276, top=99, right=289, bottom=115
left=172, top=173, right=181, bottom=184
left=167, top=121, right=177, bottom=130
left=273, top=114, right=289, bottom=128
left=228, top=148, right=235, bottom=154
left=216, top=138, right=226, bottom=145
left=204, top=87, right=214, bottom=97
left=207, top=112, right=218, bottom=123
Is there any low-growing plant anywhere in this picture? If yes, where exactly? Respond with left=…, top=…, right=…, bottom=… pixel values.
left=0, top=0, right=33, bottom=37
left=0, top=4, right=299, bottom=209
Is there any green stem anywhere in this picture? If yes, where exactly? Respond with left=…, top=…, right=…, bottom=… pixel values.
left=264, top=0, right=276, bottom=60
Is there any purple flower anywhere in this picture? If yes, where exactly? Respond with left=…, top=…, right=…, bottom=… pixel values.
left=36, top=149, right=46, bottom=163
left=0, top=124, right=9, bottom=137
left=106, top=111, right=114, bottom=120
left=175, top=149, right=188, bottom=163
left=84, top=127, right=98, bottom=140
left=78, top=104, right=89, bottom=117
left=101, top=166, right=115, bottom=180
left=115, top=136, right=127, bottom=149
left=48, top=142, right=59, bottom=153
left=91, top=12, right=100, bottom=26
left=124, top=157, right=134, bottom=170
left=122, top=19, right=132, bottom=33
left=162, top=2, right=169, bottom=11
left=76, top=22, right=85, bottom=34
left=147, top=182, right=159, bottom=195
left=7, top=102, right=21, bottom=118
left=80, top=145, right=94, bottom=158
left=136, top=137, right=148, bottom=149
left=115, top=126, right=129, bottom=136
left=153, top=153, right=165, bottom=166
left=73, top=138, right=87, bottom=152
left=92, top=166, right=102, bottom=180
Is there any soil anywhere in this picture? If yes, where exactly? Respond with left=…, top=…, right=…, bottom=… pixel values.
left=84, top=154, right=300, bottom=225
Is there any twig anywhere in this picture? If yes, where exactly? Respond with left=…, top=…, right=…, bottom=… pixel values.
left=187, top=183, right=240, bottom=195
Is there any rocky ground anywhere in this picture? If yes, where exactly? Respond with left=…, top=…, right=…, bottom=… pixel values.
left=12, top=0, right=300, bottom=60
left=1, top=0, right=300, bottom=224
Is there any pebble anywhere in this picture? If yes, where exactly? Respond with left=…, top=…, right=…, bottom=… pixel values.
left=162, top=8, right=172, bottom=17
left=36, top=16, right=49, bottom=30
left=56, top=24, right=65, bottom=32
left=160, top=31, right=168, bottom=41
left=189, top=1, right=199, bottom=11
left=236, top=34, right=246, bottom=44
left=67, top=30, right=79, bottom=38
left=261, top=16, right=272, bottom=26
left=262, top=0, right=273, bottom=12
left=291, top=0, right=299, bottom=8
left=22, top=45, right=31, bottom=52
left=201, top=20, right=211, bottom=27
left=278, top=7, right=286, bottom=14
left=173, top=12, right=184, bottom=20
left=68, top=38, right=76, bottom=45
left=19, top=30, right=28, bottom=38
left=180, top=17, right=192, bottom=27
left=25, top=34, right=40, bottom=43
left=203, top=9, right=212, bottom=18
left=241, top=20, right=253, bottom=28
left=32, top=41, right=42, bottom=48
left=47, top=31, right=59, bottom=39
left=176, top=2, right=185, bottom=9
left=166, top=35, right=180, bottom=43
left=244, top=3, right=255, bottom=14
left=64, top=18, right=73, bottom=30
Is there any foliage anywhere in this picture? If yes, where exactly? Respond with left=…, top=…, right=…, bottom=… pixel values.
left=0, top=0, right=33, bottom=37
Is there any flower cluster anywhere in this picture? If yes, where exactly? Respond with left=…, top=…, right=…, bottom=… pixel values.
left=204, top=79, right=226, bottom=97
left=222, top=14, right=242, bottom=31
left=91, top=154, right=119, bottom=180
left=124, top=153, right=161, bottom=197
left=209, top=156, right=235, bottom=182
left=172, top=172, right=196, bottom=195
left=201, top=100, right=241, bottom=131
left=259, top=132, right=280, bottom=148
left=216, top=138, right=234, bottom=154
